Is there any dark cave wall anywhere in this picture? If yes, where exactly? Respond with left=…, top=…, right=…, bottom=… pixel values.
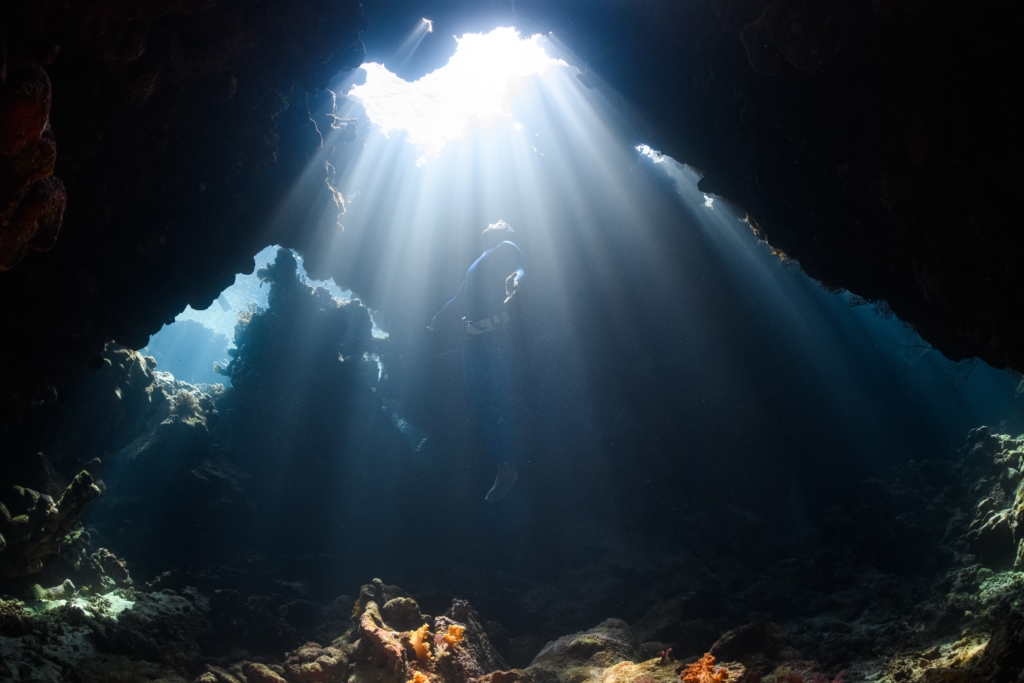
left=535, top=0, right=1024, bottom=372
left=364, top=0, right=1024, bottom=374
left=0, top=0, right=366, bottom=419
left=1, top=0, right=1021, bottom=418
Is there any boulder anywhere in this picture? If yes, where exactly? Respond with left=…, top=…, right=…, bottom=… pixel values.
left=527, top=619, right=641, bottom=683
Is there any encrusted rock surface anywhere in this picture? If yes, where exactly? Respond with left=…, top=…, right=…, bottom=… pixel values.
left=526, top=619, right=641, bottom=683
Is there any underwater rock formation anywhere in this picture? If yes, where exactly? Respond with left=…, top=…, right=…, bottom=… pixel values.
left=0, top=554, right=1020, bottom=683
left=0, top=63, right=65, bottom=271
left=525, top=618, right=641, bottom=683
left=0, top=0, right=366, bottom=418
left=545, top=0, right=1024, bottom=372
left=0, top=471, right=100, bottom=579
left=0, top=244, right=401, bottom=583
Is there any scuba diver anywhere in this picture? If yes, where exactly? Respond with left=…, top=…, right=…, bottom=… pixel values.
left=429, top=220, right=524, bottom=502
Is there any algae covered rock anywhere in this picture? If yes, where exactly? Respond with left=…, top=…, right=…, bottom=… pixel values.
left=352, top=599, right=408, bottom=681
left=241, top=661, right=288, bottom=683
left=382, top=597, right=430, bottom=631
left=599, top=659, right=686, bottom=683
left=282, top=642, right=348, bottom=682
left=344, top=581, right=510, bottom=683
left=527, top=618, right=641, bottom=683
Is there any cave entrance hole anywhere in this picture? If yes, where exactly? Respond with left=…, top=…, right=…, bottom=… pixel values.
left=141, top=245, right=386, bottom=386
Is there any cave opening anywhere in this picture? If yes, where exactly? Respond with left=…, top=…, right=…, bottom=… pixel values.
left=2, top=3, right=1024, bottom=681
left=139, top=245, right=387, bottom=387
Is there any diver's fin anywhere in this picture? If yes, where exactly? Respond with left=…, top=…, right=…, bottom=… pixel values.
left=485, top=466, right=518, bottom=503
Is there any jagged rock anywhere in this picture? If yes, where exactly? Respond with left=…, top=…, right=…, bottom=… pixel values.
left=709, top=621, right=796, bottom=673
left=85, top=547, right=133, bottom=591
left=1012, top=484, right=1024, bottom=544
left=968, top=511, right=1016, bottom=565
left=352, top=581, right=411, bottom=622
left=283, top=642, right=348, bottom=683
left=975, top=611, right=1024, bottom=683
left=443, top=599, right=509, bottom=675
left=527, top=619, right=641, bottom=683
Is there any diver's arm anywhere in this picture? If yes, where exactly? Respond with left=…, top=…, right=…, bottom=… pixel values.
left=504, top=244, right=525, bottom=302
left=430, top=280, right=466, bottom=330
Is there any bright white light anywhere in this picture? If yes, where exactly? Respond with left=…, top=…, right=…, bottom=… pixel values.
left=350, top=27, right=565, bottom=162
left=422, top=18, right=433, bottom=33
left=703, top=193, right=715, bottom=209
left=636, top=144, right=665, bottom=163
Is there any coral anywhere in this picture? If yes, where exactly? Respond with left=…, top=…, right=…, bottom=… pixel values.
left=682, top=654, right=729, bottom=683
left=0, top=598, right=31, bottom=636
left=172, top=389, right=203, bottom=422
left=0, top=471, right=101, bottom=578
left=408, top=672, right=430, bottom=683
left=84, top=547, right=133, bottom=591
left=444, top=624, right=467, bottom=647
left=410, top=623, right=433, bottom=662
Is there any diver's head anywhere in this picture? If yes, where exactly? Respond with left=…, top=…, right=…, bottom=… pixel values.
left=481, top=220, right=515, bottom=251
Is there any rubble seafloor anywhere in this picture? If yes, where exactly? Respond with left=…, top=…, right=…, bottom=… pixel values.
left=2, top=416, right=1024, bottom=682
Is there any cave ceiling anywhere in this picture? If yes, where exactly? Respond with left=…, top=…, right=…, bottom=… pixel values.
left=0, top=0, right=1021, bottom=418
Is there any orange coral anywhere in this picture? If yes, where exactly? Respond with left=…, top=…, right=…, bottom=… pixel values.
left=444, top=624, right=466, bottom=647
left=681, top=654, right=729, bottom=683
left=407, top=671, right=430, bottom=683
left=410, top=624, right=432, bottom=662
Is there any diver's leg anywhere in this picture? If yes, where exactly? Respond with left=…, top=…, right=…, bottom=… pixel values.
left=483, top=335, right=518, bottom=502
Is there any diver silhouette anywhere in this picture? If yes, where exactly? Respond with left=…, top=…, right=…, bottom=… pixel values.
left=430, top=220, right=524, bottom=502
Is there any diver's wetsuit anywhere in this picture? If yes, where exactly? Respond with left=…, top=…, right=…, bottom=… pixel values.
left=435, top=241, right=524, bottom=466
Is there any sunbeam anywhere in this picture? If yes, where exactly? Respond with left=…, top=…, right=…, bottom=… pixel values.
left=349, top=27, right=566, bottom=162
